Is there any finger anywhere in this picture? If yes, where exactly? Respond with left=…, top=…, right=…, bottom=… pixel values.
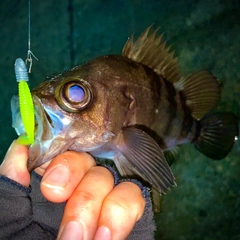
left=40, top=151, right=96, bottom=203
left=34, top=161, right=51, bottom=176
left=57, top=166, right=114, bottom=240
left=0, top=140, right=30, bottom=187
left=95, top=181, right=145, bottom=240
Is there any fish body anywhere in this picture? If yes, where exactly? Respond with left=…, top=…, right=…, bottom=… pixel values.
left=62, top=54, right=195, bottom=151
left=11, top=27, right=238, bottom=210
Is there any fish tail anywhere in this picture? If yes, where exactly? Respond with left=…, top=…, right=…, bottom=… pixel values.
left=193, top=112, right=239, bottom=160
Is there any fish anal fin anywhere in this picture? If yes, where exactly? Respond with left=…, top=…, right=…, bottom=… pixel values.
left=174, top=70, right=221, bottom=120
left=194, top=112, right=239, bottom=160
left=122, top=26, right=181, bottom=83
left=163, top=146, right=180, bottom=166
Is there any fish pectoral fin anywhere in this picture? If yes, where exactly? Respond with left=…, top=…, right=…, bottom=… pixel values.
left=114, top=153, right=136, bottom=177
left=114, top=127, right=176, bottom=194
left=173, top=70, right=220, bottom=120
left=114, top=154, right=163, bottom=212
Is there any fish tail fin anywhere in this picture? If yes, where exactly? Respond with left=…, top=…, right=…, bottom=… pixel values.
left=193, top=112, right=239, bottom=160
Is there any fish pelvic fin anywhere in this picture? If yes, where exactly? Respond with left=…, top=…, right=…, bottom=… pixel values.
left=193, top=112, right=239, bottom=160
left=151, top=187, right=163, bottom=212
left=122, top=26, right=181, bottom=83
left=174, top=70, right=221, bottom=120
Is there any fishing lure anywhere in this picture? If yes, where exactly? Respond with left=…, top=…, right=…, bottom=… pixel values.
left=15, top=58, right=35, bottom=145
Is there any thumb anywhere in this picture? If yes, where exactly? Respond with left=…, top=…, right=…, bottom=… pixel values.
left=0, top=140, right=30, bottom=187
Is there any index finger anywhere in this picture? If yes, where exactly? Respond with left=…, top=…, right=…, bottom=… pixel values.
left=40, top=151, right=96, bottom=203
left=0, top=140, right=29, bottom=187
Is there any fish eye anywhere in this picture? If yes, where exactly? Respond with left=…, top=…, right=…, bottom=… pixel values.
left=67, top=85, right=85, bottom=103
left=55, top=79, right=92, bottom=112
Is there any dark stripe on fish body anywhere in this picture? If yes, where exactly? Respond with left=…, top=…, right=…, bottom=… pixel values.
left=178, top=91, right=195, bottom=142
left=163, top=79, right=177, bottom=110
left=161, top=78, right=178, bottom=137
left=143, top=63, right=163, bottom=97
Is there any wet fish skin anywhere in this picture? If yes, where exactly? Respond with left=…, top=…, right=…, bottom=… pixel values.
left=32, top=54, right=193, bottom=155
left=11, top=26, right=239, bottom=211
left=29, top=54, right=177, bottom=201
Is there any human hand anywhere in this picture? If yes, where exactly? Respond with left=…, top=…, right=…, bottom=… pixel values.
left=0, top=141, right=146, bottom=240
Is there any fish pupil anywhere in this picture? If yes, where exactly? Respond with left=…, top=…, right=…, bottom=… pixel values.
left=68, top=85, right=85, bottom=103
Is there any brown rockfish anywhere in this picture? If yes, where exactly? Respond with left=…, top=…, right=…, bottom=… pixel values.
left=11, top=27, right=238, bottom=210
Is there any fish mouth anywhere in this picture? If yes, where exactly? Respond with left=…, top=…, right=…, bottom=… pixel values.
left=11, top=95, right=74, bottom=171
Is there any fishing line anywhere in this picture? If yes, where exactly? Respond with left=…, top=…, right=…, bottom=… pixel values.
left=26, top=0, right=38, bottom=73
left=13, top=0, right=36, bottom=145
left=68, top=0, right=75, bottom=67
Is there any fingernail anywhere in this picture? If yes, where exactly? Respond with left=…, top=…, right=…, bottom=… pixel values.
left=59, top=221, right=83, bottom=240
left=42, top=165, right=70, bottom=190
left=94, top=226, right=111, bottom=240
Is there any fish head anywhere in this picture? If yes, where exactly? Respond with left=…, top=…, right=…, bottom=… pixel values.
left=11, top=60, right=126, bottom=170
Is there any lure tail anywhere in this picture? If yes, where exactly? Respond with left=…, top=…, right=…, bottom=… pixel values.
left=193, top=112, right=239, bottom=160
left=15, top=58, right=35, bottom=145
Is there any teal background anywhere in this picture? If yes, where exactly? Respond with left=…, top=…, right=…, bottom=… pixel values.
left=0, top=0, right=239, bottom=239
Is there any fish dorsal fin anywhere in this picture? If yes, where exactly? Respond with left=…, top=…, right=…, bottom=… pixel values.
left=122, top=26, right=181, bottom=83
left=173, top=70, right=221, bottom=120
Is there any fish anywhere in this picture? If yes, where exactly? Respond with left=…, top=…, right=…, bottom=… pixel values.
left=11, top=26, right=239, bottom=211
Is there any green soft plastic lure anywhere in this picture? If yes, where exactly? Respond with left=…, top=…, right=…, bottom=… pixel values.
left=15, top=58, right=35, bottom=145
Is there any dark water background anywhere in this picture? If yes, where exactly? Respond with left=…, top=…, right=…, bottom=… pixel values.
left=0, top=0, right=240, bottom=239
